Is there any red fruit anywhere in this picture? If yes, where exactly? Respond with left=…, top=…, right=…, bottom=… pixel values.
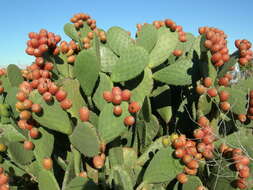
left=218, top=77, right=229, bottom=86
left=19, top=110, right=32, bottom=120
left=196, top=85, right=206, bottom=95
left=202, top=135, right=215, bottom=144
left=48, top=83, right=59, bottom=95
left=121, top=89, right=131, bottom=101
left=224, top=73, right=233, bottom=81
left=29, top=128, right=40, bottom=139
left=207, top=88, right=217, bottom=97
left=60, top=98, right=72, bottom=110
left=23, top=99, right=33, bottom=110
left=79, top=107, right=90, bottom=122
left=173, top=50, right=183, bottom=57
left=196, top=186, right=207, bottom=190
left=238, top=114, right=246, bottom=123
left=185, top=140, right=196, bottom=148
left=42, top=157, right=53, bottom=170
left=239, top=167, right=250, bottom=178
left=172, top=138, right=186, bottom=149
left=197, top=143, right=206, bottom=153
left=186, top=146, right=198, bottom=156
left=184, top=167, right=197, bottom=175
left=55, top=90, right=67, bottom=102
left=103, top=91, right=113, bottom=102
left=193, top=129, right=205, bottom=139
left=179, top=35, right=187, bottom=42
left=197, top=116, right=209, bottom=127
left=206, top=31, right=215, bottom=40
left=43, top=92, right=52, bottom=102
left=204, top=40, right=212, bottom=49
left=187, top=160, right=199, bottom=169
left=182, top=154, right=193, bottom=164
left=222, top=54, right=230, bottom=62
left=30, top=38, right=39, bottom=48
left=30, top=80, right=39, bottom=89
left=174, top=148, right=185, bottom=158
left=16, top=91, right=27, bottom=102
left=203, top=77, right=212, bottom=88
left=93, top=155, right=105, bottom=169
left=31, top=104, right=42, bottom=113
left=0, top=174, right=9, bottom=185
left=37, top=83, right=48, bottom=95
left=239, top=58, right=248, bottom=66
left=26, top=47, right=34, bottom=55
left=18, top=120, right=27, bottom=130
left=240, top=156, right=250, bottom=165
left=23, top=141, right=34, bottom=150
left=124, top=116, right=135, bottom=126
left=219, top=101, right=230, bottom=111
left=113, top=105, right=122, bottom=116
left=35, top=57, right=44, bottom=66
left=112, top=94, right=122, bottom=105
left=235, top=178, right=248, bottom=189
left=128, top=101, right=141, bottom=113
left=112, top=87, right=122, bottom=96
left=44, top=62, right=54, bottom=71
left=79, top=171, right=88, bottom=178
left=219, top=90, right=229, bottom=102
left=211, top=52, right=222, bottom=63
left=176, top=173, right=188, bottom=184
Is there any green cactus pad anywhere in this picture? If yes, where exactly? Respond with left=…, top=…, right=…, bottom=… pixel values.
left=122, top=147, right=138, bottom=168
left=143, top=115, right=160, bottom=147
left=55, top=52, right=71, bottom=78
left=126, top=68, right=153, bottom=106
left=109, top=147, right=124, bottom=168
left=136, top=24, right=158, bottom=53
left=65, top=177, right=99, bottom=190
left=217, top=55, right=237, bottom=78
left=30, top=91, right=72, bottom=135
left=8, top=142, right=34, bottom=165
left=70, top=122, right=100, bottom=157
left=93, top=73, right=113, bottom=111
left=225, top=87, right=247, bottom=115
left=64, top=23, right=79, bottom=42
left=5, top=86, right=19, bottom=118
left=198, top=94, right=212, bottom=115
left=149, top=30, right=178, bottom=68
left=107, top=26, right=133, bottom=56
left=141, top=97, right=152, bottom=122
left=62, top=79, right=87, bottom=118
left=0, top=124, right=26, bottom=142
left=100, top=44, right=119, bottom=73
left=32, top=127, right=54, bottom=165
left=111, top=46, right=149, bottom=82
left=97, top=102, right=129, bottom=143
left=112, top=166, right=134, bottom=190
left=38, top=170, right=60, bottom=190
left=143, top=147, right=183, bottom=183
left=74, top=49, right=100, bottom=96
left=153, top=58, right=193, bottom=86
left=7, top=64, right=23, bottom=87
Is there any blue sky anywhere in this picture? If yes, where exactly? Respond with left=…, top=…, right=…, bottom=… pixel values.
left=0, top=0, right=252, bottom=67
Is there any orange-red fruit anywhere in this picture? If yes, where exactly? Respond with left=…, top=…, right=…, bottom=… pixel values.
left=55, top=90, right=67, bottom=102
left=176, top=173, right=188, bottom=184
left=196, top=186, right=207, bottom=190
left=219, top=101, right=230, bottom=111
left=238, top=114, right=247, bottom=123
left=103, top=91, right=113, bottom=102
left=43, top=92, right=53, bottom=102
left=182, top=154, right=193, bottom=164
left=42, top=157, right=53, bottom=170
left=112, top=94, right=122, bottom=105
left=235, top=178, right=248, bottom=189
left=218, top=77, right=229, bottom=86
left=196, top=85, right=206, bottom=95
left=31, top=103, right=42, bottom=113
left=174, top=148, right=185, bottom=158
left=113, top=105, right=122, bottom=116
left=173, top=50, right=183, bottom=57
left=79, top=107, right=90, bottom=122
left=207, top=88, right=217, bottom=97
left=16, top=91, right=27, bottom=102
left=37, top=83, right=48, bottom=94
left=29, top=128, right=40, bottom=139
left=121, top=89, right=131, bottom=101
left=187, top=160, right=199, bottom=169
left=23, top=141, right=34, bottom=150
left=19, top=110, right=32, bottom=120
left=203, top=77, right=212, bottom=88
left=219, top=90, right=229, bottom=102
left=0, top=174, right=9, bottom=185
left=48, top=83, right=59, bottom=95
left=128, top=101, right=141, bottom=113
left=60, top=98, right=72, bottom=110
left=193, top=129, right=205, bottom=139
left=184, top=166, right=197, bottom=175
left=23, top=99, right=33, bottom=110
left=112, top=87, right=122, bottom=96
left=93, top=155, right=104, bottom=169
left=198, top=116, right=209, bottom=127
left=239, top=167, right=250, bottom=178
left=124, top=116, right=135, bottom=126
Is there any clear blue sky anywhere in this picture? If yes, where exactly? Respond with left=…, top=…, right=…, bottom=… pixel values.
left=0, top=0, right=253, bottom=67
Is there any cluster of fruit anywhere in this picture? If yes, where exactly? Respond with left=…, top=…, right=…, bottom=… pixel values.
left=59, top=40, right=79, bottom=63
left=70, top=13, right=96, bottom=30
left=0, top=168, right=9, bottom=190
left=102, top=87, right=140, bottom=126
left=219, top=144, right=251, bottom=189
left=164, top=19, right=187, bottom=42
left=199, top=26, right=229, bottom=67
left=81, top=31, right=94, bottom=49
left=25, top=29, right=61, bottom=57
left=235, top=39, right=253, bottom=66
